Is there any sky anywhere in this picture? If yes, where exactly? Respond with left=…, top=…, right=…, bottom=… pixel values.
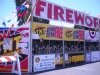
left=0, top=0, right=17, bottom=27
left=0, top=0, right=100, bottom=27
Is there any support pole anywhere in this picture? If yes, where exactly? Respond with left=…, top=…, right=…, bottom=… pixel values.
left=61, top=22, right=65, bottom=67
left=26, top=0, right=39, bottom=23
left=27, top=0, right=39, bottom=73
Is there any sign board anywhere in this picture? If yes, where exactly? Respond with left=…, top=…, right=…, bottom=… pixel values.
left=32, top=0, right=100, bottom=29
left=91, top=51, right=100, bottom=62
left=32, top=23, right=84, bottom=41
left=34, top=54, right=55, bottom=72
left=85, top=52, right=91, bottom=62
left=18, top=42, right=28, bottom=48
left=21, top=37, right=29, bottom=42
left=65, top=53, right=85, bottom=65
left=32, top=34, right=39, bottom=39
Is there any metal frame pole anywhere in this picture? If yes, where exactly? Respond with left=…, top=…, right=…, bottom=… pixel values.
left=99, top=29, right=100, bottom=51
left=27, top=0, right=39, bottom=73
left=63, top=30, right=65, bottom=67
left=61, top=22, right=65, bottom=67
left=83, top=27, right=86, bottom=63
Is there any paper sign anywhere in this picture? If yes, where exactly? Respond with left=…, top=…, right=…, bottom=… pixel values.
left=55, top=54, right=60, bottom=62
left=32, top=34, right=39, bottom=39
left=65, top=54, right=68, bottom=61
left=21, top=48, right=28, bottom=55
left=18, top=43, right=27, bottom=48
left=21, top=37, right=29, bottom=42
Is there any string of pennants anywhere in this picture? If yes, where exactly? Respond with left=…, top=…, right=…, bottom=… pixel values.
left=2, top=12, right=16, bottom=27
left=1, top=1, right=29, bottom=27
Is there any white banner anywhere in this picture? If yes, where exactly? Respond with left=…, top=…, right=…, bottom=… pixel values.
left=34, top=54, right=55, bottom=72
left=91, top=51, right=100, bottom=62
left=18, top=42, right=28, bottom=48
left=65, top=54, right=68, bottom=61
left=85, top=30, right=99, bottom=41
left=85, top=52, right=91, bottom=62
left=21, top=37, right=29, bottom=42
left=32, top=0, right=100, bottom=29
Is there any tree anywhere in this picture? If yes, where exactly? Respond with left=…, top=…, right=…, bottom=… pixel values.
left=14, top=0, right=31, bottom=26
left=15, top=0, right=49, bottom=26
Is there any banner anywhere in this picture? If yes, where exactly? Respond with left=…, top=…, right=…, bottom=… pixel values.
left=55, top=54, right=63, bottom=67
left=91, top=51, right=100, bottom=62
left=63, top=28, right=74, bottom=41
left=65, top=53, right=84, bottom=66
left=0, top=27, right=30, bottom=72
left=74, top=29, right=84, bottom=41
left=85, top=52, right=91, bottom=63
left=32, top=23, right=63, bottom=40
left=32, top=0, right=100, bottom=29
left=85, top=30, right=99, bottom=41
left=32, top=23, right=84, bottom=41
left=34, top=54, right=55, bottom=72
left=64, top=28, right=84, bottom=41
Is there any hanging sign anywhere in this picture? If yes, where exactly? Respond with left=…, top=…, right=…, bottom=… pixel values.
left=32, top=23, right=63, bottom=40
left=32, top=0, right=100, bottom=29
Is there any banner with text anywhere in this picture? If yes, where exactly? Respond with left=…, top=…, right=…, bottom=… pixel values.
left=65, top=53, right=85, bottom=66
left=32, top=0, right=100, bottom=29
left=34, top=54, right=55, bottom=72
left=64, top=28, right=84, bottom=41
left=85, top=52, right=91, bottom=63
left=91, top=51, right=100, bottom=62
left=32, top=23, right=84, bottom=41
left=32, top=23, right=63, bottom=40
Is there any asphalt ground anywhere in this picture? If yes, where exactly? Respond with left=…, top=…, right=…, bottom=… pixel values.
left=0, top=62, right=100, bottom=75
